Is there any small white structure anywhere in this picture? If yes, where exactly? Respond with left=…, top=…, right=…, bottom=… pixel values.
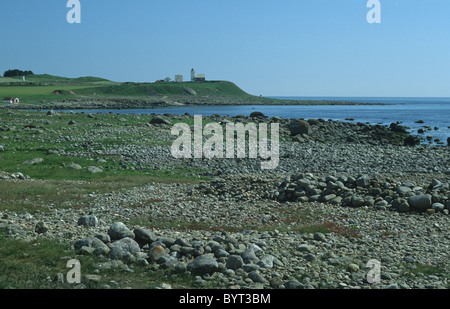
left=194, top=74, right=205, bottom=82
left=164, top=77, right=172, bottom=83
left=175, top=75, right=183, bottom=83
left=191, top=68, right=206, bottom=82
left=2, top=97, right=19, bottom=103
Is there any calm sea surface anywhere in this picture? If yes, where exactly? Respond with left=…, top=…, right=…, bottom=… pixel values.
left=49, top=97, right=450, bottom=144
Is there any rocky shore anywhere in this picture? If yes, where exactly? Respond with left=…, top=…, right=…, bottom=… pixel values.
left=0, top=110, right=448, bottom=289
left=1, top=95, right=386, bottom=111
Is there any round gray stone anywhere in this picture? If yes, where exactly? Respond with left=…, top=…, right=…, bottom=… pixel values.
left=356, top=175, right=370, bottom=187
left=107, top=237, right=141, bottom=261
left=77, top=215, right=98, bottom=227
left=351, top=195, right=365, bottom=207
left=408, top=194, right=432, bottom=211
left=187, top=254, right=219, bottom=275
left=87, top=166, right=103, bottom=174
left=226, top=255, right=244, bottom=270
left=133, top=227, right=158, bottom=244
left=258, top=255, right=275, bottom=268
left=108, top=222, right=135, bottom=241
left=35, top=221, right=48, bottom=234
left=431, top=203, right=445, bottom=211
left=248, top=270, right=267, bottom=283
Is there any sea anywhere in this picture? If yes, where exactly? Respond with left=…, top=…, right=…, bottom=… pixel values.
left=48, top=97, right=450, bottom=145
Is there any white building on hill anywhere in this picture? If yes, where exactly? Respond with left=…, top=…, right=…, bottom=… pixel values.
left=190, top=68, right=206, bottom=82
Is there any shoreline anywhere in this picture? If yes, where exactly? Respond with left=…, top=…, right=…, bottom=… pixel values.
left=0, top=96, right=389, bottom=111
left=5, top=100, right=447, bottom=146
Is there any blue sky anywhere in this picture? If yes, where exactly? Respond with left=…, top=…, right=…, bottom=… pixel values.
left=1, top=0, right=449, bottom=97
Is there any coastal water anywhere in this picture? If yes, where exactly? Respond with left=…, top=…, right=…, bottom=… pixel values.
left=50, top=97, right=450, bottom=144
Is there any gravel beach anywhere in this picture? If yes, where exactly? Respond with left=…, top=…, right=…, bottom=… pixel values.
left=0, top=111, right=448, bottom=289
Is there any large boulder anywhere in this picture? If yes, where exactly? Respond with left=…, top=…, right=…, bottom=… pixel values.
left=390, top=123, right=407, bottom=133
left=133, top=227, right=158, bottom=245
left=404, top=135, right=420, bottom=146
left=187, top=254, right=220, bottom=275
left=107, top=237, right=141, bottom=262
left=108, top=222, right=135, bottom=241
left=351, top=195, right=365, bottom=207
left=77, top=215, right=99, bottom=227
left=408, top=194, right=432, bottom=211
left=289, top=120, right=312, bottom=136
left=307, top=119, right=322, bottom=126
left=250, top=111, right=267, bottom=118
left=183, top=87, right=197, bottom=96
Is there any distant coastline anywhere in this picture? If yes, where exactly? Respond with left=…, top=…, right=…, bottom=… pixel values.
left=0, top=73, right=384, bottom=109
left=5, top=95, right=387, bottom=111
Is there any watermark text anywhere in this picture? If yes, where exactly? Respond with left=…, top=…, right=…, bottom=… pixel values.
left=171, top=115, right=279, bottom=170
left=367, top=0, right=381, bottom=24
left=366, top=259, right=381, bottom=284
left=67, top=0, right=81, bottom=24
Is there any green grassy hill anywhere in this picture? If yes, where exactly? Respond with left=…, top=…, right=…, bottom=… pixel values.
left=0, top=73, right=369, bottom=108
left=74, top=80, right=254, bottom=99
left=0, top=73, right=263, bottom=104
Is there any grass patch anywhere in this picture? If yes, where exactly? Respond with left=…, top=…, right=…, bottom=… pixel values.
left=130, top=207, right=362, bottom=238
left=0, top=230, right=203, bottom=289
left=0, top=110, right=210, bottom=182
left=0, top=174, right=204, bottom=214
left=258, top=206, right=361, bottom=237
left=399, top=262, right=450, bottom=288
left=0, top=232, right=74, bottom=289
left=129, top=217, right=362, bottom=236
left=403, top=263, right=448, bottom=277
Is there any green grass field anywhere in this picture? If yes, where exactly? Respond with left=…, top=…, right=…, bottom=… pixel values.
left=0, top=85, right=102, bottom=103
left=0, top=74, right=116, bottom=85
left=0, top=74, right=120, bottom=104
